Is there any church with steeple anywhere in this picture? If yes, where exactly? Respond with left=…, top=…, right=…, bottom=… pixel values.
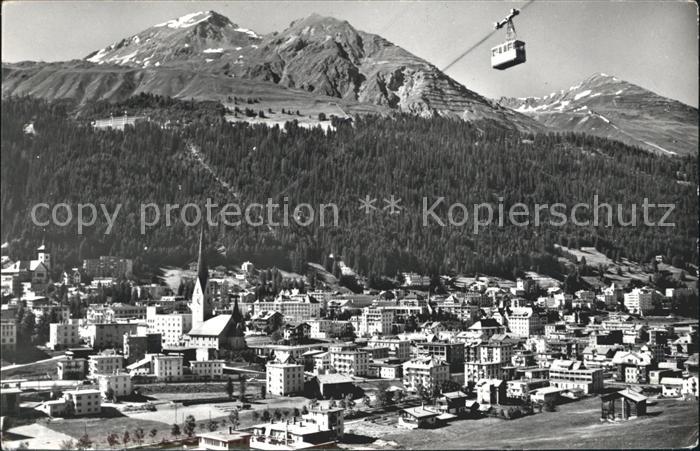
left=187, top=227, right=247, bottom=354
left=190, top=226, right=213, bottom=331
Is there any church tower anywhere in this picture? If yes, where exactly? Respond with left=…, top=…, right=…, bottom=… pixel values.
left=190, top=226, right=212, bottom=332
left=37, top=239, right=51, bottom=270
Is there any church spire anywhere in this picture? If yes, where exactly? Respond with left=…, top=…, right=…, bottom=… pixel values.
left=231, top=294, right=244, bottom=337
left=197, top=225, right=208, bottom=289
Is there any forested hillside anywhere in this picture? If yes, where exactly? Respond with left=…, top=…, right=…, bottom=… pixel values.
left=1, top=96, right=696, bottom=279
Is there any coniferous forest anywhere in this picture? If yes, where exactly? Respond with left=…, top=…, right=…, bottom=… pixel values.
left=1, top=95, right=697, bottom=280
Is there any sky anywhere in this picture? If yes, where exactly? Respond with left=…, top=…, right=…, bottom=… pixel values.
left=2, top=1, right=698, bottom=106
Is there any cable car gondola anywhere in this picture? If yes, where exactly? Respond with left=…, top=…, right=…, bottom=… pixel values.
left=491, top=8, right=526, bottom=70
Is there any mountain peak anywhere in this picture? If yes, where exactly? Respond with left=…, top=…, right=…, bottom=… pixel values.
left=286, top=13, right=355, bottom=35
left=582, top=72, right=623, bottom=85
left=498, top=72, right=697, bottom=156
left=153, top=11, right=233, bottom=29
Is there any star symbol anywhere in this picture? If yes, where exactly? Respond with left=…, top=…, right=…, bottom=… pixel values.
left=358, top=195, right=378, bottom=214
left=383, top=195, right=402, bottom=215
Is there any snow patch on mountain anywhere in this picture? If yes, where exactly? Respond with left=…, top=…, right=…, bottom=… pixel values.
left=574, top=90, right=592, bottom=100
left=86, top=48, right=109, bottom=63
left=155, top=11, right=213, bottom=29
left=235, top=27, right=260, bottom=39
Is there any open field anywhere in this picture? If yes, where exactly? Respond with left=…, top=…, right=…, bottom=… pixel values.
left=121, top=395, right=310, bottom=426
left=353, top=396, right=699, bottom=449
left=554, top=244, right=698, bottom=289
left=29, top=414, right=169, bottom=449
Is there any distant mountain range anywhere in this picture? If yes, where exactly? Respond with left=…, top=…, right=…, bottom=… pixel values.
left=2, top=11, right=697, bottom=155
left=0, top=11, right=541, bottom=133
left=499, top=73, right=698, bottom=156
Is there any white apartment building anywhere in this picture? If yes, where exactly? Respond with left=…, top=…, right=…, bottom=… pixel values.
left=479, top=341, right=514, bottom=364
left=97, top=372, right=132, bottom=398
left=63, top=389, right=101, bottom=415
left=464, top=361, right=504, bottom=382
left=254, top=294, right=321, bottom=323
left=189, top=360, right=224, bottom=379
left=624, top=288, right=655, bottom=315
left=152, top=354, right=183, bottom=381
left=266, top=362, right=305, bottom=396
left=402, top=358, right=450, bottom=392
left=548, top=360, right=604, bottom=394
left=330, top=350, right=369, bottom=377
left=508, top=308, right=544, bottom=337
left=88, top=353, right=124, bottom=378
left=146, top=307, right=192, bottom=346
left=49, top=322, right=81, bottom=350
left=357, top=307, right=395, bottom=337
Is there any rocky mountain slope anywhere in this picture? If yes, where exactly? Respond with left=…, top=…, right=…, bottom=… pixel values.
left=498, top=73, right=698, bottom=156
left=2, top=11, right=541, bottom=132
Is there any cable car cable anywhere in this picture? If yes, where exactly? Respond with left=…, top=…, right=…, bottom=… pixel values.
left=440, top=0, right=535, bottom=73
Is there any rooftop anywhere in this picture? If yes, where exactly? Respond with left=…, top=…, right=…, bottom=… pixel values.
left=187, top=314, right=235, bottom=336
left=401, top=406, right=440, bottom=418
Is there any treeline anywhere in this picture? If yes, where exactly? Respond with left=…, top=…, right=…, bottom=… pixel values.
left=77, top=92, right=228, bottom=125
left=1, top=96, right=697, bottom=281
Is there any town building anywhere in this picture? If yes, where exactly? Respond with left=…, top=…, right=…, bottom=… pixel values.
left=357, top=307, right=395, bottom=336
left=197, top=431, right=252, bottom=450
left=83, top=256, right=133, bottom=278
left=146, top=307, right=192, bottom=346
left=189, top=360, right=225, bottom=380
left=436, top=391, right=478, bottom=417
left=508, top=308, right=544, bottom=337
left=152, top=354, right=184, bottom=381
left=548, top=359, right=604, bottom=394
left=464, top=360, right=503, bottom=382
left=88, top=352, right=124, bottom=378
left=416, top=341, right=465, bottom=372
left=63, top=389, right=102, bottom=416
left=86, top=304, right=146, bottom=323
left=506, top=379, right=549, bottom=399
left=197, top=427, right=252, bottom=451
left=458, top=319, right=506, bottom=342
left=97, top=372, right=132, bottom=398
left=623, top=288, right=655, bottom=315
left=83, top=322, right=139, bottom=350
left=302, top=406, right=345, bottom=439
left=57, top=358, right=86, bottom=380
left=49, top=321, right=81, bottom=350
left=476, top=379, right=506, bottom=405
left=123, top=332, right=162, bottom=364
left=367, top=338, right=411, bottom=361
left=1, top=244, right=52, bottom=295
left=253, top=294, right=321, bottom=323
left=612, top=350, right=652, bottom=384
left=0, top=316, right=17, bottom=353
left=530, top=386, right=565, bottom=404
left=402, top=358, right=450, bottom=393
left=398, top=406, right=442, bottom=429
left=330, top=350, right=369, bottom=377
left=307, top=319, right=354, bottom=339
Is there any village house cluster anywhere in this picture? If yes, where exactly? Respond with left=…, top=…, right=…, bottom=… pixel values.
left=0, top=238, right=698, bottom=449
